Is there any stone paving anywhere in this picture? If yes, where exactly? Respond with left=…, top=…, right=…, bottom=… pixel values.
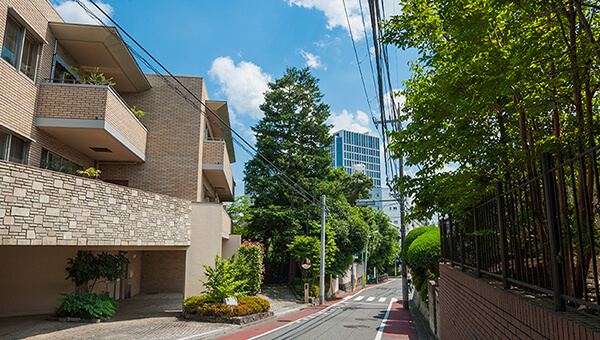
left=0, top=286, right=307, bottom=340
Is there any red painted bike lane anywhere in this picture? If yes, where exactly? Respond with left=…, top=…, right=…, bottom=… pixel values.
left=215, top=280, right=418, bottom=340
left=380, top=299, right=418, bottom=339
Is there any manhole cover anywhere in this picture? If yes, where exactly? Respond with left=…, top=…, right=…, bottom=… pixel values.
left=344, top=325, right=357, bottom=328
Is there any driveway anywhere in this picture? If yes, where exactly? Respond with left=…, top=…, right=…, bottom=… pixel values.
left=0, top=287, right=305, bottom=340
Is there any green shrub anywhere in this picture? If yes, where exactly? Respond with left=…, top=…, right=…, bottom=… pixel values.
left=55, top=292, right=118, bottom=320
left=231, top=241, right=265, bottom=295
left=403, top=225, right=438, bottom=259
left=200, top=254, right=247, bottom=301
left=184, top=295, right=270, bottom=317
left=406, top=229, right=440, bottom=273
left=291, top=277, right=319, bottom=297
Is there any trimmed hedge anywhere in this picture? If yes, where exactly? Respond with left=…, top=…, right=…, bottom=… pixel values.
left=402, top=225, right=438, bottom=258
left=406, top=229, right=441, bottom=272
left=184, top=295, right=270, bottom=317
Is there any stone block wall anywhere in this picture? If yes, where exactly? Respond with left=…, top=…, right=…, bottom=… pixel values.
left=0, top=161, right=192, bottom=246
left=439, top=264, right=600, bottom=340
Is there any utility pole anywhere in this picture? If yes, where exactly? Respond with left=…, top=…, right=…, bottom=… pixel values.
left=320, top=195, right=326, bottom=305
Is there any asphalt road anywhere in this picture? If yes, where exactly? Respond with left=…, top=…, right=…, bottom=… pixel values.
left=246, top=279, right=417, bottom=340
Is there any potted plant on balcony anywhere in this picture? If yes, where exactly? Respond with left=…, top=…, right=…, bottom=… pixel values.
left=69, top=67, right=115, bottom=86
left=77, top=167, right=101, bottom=179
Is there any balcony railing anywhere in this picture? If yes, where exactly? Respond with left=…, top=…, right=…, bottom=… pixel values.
left=202, top=140, right=234, bottom=201
left=35, top=82, right=147, bottom=162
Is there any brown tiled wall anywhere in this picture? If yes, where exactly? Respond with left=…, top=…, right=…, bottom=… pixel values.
left=0, top=0, right=95, bottom=169
left=0, top=160, right=192, bottom=246
left=104, top=87, right=147, bottom=154
left=140, top=250, right=185, bottom=293
left=203, top=141, right=225, bottom=164
left=439, top=265, right=600, bottom=340
left=37, top=84, right=107, bottom=119
left=101, top=74, right=208, bottom=201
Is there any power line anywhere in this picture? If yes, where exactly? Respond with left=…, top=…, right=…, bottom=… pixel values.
left=80, top=0, right=323, bottom=207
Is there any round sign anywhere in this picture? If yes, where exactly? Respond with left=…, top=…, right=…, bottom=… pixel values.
left=301, top=258, right=311, bottom=269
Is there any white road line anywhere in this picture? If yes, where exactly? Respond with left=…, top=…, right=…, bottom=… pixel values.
left=367, top=297, right=375, bottom=302
left=249, top=280, right=395, bottom=339
left=378, top=297, right=386, bottom=302
left=374, top=299, right=395, bottom=340
left=354, top=296, right=365, bottom=301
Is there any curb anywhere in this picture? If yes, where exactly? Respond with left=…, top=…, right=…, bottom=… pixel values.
left=181, top=311, right=274, bottom=325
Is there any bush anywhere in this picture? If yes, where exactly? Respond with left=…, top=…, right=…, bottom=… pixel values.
left=406, top=229, right=440, bottom=274
left=184, top=295, right=270, bottom=317
left=232, top=241, right=265, bottom=295
left=291, top=277, right=319, bottom=297
left=403, top=225, right=438, bottom=259
left=55, top=292, right=118, bottom=320
left=200, top=254, right=246, bottom=301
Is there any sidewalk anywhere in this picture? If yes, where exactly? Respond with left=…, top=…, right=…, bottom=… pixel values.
left=0, top=286, right=307, bottom=340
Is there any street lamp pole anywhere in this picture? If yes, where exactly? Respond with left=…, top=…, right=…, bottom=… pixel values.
left=320, top=195, right=326, bottom=305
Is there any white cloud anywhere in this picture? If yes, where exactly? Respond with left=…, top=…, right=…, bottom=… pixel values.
left=285, top=0, right=399, bottom=41
left=300, top=50, right=326, bottom=70
left=53, top=0, right=113, bottom=25
left=208, top=57, right=272, bottom=120
left=328, top=109, right=371, bottom=133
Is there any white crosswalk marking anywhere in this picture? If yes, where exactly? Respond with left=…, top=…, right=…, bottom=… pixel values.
left=378, top=297, right=386, bottom=302
left=354, top=296, right=364, bottom=301
left=367, top=296, right=375, bottom=302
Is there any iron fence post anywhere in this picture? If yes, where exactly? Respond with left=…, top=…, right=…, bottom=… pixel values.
left=474, top=207, right=482, bottom=277
left=496, top=181, right=510, bottom=289
left=541, top=152, right=566, bottom=311
left=449, top=218, right=454, bottom=267
left=459, top=224, right=465, bottom=271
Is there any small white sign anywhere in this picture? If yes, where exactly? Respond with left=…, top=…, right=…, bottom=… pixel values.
left=224, top=297, right=238, bottom=306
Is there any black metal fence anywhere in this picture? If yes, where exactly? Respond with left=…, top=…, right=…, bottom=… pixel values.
left=441, top=146, right=600, bottom=314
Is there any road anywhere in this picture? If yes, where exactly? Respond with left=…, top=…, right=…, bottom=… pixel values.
left=219, top=279, right=418, bottom=340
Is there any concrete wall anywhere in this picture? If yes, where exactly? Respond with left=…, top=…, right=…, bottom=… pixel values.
left=439, top=264, right=600, bottom=340
left=184, top=202, right=237, bottom=297
left=222, top=234, right=241, bottom=259
left=0, top=247, right=146, bottom=318
left=0, top=161, right=192, bottom=246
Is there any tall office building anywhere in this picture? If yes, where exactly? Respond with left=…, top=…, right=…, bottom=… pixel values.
left=329, top=130, right=381, bottom=186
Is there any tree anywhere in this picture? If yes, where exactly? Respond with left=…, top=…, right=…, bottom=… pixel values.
left=65, top=251, right=129, bottom=293
left=382, top=0, right=599, bottom=300
left=244, top=67, right=333, bottom=281
left=226, top=195, right=254, bottom=239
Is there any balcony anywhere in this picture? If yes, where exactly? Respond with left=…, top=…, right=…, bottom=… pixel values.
left=203, top=140, right=234, bottom=201
left=35, top=83, right=147, bottom=162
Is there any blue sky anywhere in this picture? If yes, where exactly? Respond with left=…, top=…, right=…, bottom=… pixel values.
left=52, top=0, right=419, bottom=196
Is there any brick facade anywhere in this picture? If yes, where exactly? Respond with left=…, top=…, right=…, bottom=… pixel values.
left=0, top=160, right=191, bottom=246
left=100, top=74, right=208, bottom=202
left=439, top=264, right=600, bottom=340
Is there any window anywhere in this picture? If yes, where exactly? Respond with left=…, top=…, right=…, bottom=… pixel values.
left=1, top=16, right=40, bottom=80
left=40, top=149, right=81, bottom=175
left=0, top=130, right=28, bottom=164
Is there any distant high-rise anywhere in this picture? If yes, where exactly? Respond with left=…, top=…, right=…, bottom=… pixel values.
left=329, top=130, right=381, bottom=186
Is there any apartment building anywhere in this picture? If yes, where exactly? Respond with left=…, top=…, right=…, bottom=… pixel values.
left=0, top=0, right=239, bottom=317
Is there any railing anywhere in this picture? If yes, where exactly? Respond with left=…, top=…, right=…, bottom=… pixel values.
left=441, top=145, right=600, bottom=314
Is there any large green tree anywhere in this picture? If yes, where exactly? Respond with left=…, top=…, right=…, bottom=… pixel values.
left=244, top=67, right=334, bottom=281
left=382, top=0, right=599, bottom=299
